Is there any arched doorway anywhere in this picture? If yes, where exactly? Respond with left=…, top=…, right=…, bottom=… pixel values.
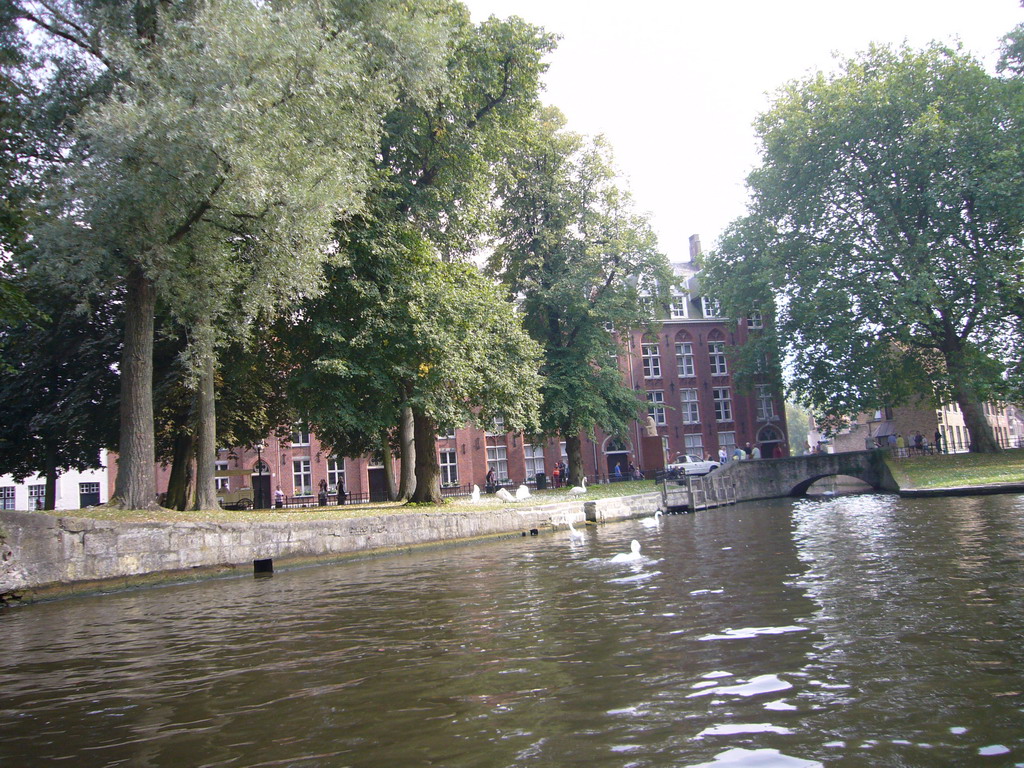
left=757, top=425, right=786, bottom=459
left=605, top=437, right=631, bottom=480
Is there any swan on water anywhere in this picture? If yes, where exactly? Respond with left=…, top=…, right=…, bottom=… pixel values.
left=610, top=539, right=643, bottom=562
left=568, top=477, right=588, bottom=495
left=567, top=518, right=585, bottom=541
left=640, top=509, right=663, bottom=528
left=496, top=487, right=517, bottom=503
left=515, top=484, right=532, bottom=501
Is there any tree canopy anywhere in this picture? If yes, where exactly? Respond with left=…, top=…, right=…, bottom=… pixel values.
left=488, top=111, right=673, bottom=480
left=701, top=41, right=1024, bottom=452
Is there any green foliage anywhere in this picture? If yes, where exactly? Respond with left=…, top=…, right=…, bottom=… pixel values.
left=291, top=221, right=542, bottom=455
left=703, top=41, right=1024, bottom=451
left=0, top=279, right=121, bottom=481
left=489, top=111, right=674, bottom=444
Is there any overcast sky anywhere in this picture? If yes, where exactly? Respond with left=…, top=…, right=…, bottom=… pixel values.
left=463, top=0, right=1023, bottom=260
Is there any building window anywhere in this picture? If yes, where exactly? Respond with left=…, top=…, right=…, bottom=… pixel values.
left=756, top=384, right=775, bottom=421
left=713, top=387, right=733, bottom=422
left=487, top=416, right=505, bottom=435
left=681, top=389, right=700, bottom=424
left=747, top=310, right=763, bottom=329
left=718, top=431, right=736, bottom=457
left=80, top=482, right=99, bottom=495
left=675, top=342, right=695, bottom=377
left=292, top=458, right=312, bottom=496
left=701, top=297, right=721, bottom=318
left=685, top=433, right=704, bottom=456
left=328, top=457, right=345, bottom=491
left=440, top=450, right=458, bottom=486
left=524, top=444, right=545, bottom=478
left=642, top=343, right=662, bottom=378
left=215, top=460, right=230, bottom=491
left=647, top=391, right=666, bottom=426
left=709, top=341, right=728, bottom=376
left=28, top=484, right=45, bottom=500
left=487, top=446, right=508, bottom=482
left=1, top=487, right=14, bottom=510
left=669, top=291, right=688, bottom=319
left=290, top=426, right=310, bottom=446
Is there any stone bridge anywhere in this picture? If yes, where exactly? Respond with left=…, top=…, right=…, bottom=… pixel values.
left=712, top=450, right=899, bottom=503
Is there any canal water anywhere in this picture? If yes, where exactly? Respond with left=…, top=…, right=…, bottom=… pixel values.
left=2, top=493, right=1023, bottom=767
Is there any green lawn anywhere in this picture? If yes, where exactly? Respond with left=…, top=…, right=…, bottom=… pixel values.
left=19, top=479, right=657, bottom=524
left=886, top=448, right=1024, bottom=489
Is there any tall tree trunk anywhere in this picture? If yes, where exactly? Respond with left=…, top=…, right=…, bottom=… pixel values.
left=565, top=432, right=585, bottom=488
left=43, top=443, right=58, bottom=511
left=954, top=385, right=999, bottom=453
left=112, top=264, right=158, bottom=509
left=380, top=433, right=399, bottom=501
left=164, top=429, right=196, bottom=511
left=946, top=347, right=999, bottom=453
left=410, top=408, right=441, bottom=504
left=194, top=352, right=220, bottom=510
left=397, top=405, right=416, bottom=500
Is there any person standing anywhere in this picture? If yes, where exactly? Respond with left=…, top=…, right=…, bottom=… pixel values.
left=934, top=429, right=943, bottom=454
left=718, top=447, right=728, bottom=463
left=751, top=444, right=762, bottom=460
left=274, top=486, right=284, bottom=508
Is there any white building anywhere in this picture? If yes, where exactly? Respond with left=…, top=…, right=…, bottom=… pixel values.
left=0, top=451, right=109, bottom=511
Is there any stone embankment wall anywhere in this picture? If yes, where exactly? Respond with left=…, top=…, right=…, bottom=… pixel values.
left=0, top=492, right=663, bottom=602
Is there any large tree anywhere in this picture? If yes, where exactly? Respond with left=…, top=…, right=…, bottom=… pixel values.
left=291, top=6, right=554, bottom=501
left=702, top=42, right=1024, bottom=452
left=17, top=0, right=446, bottom=508
left=488, top=111, right=674, bottom=483
left=291, top=231, right=542, bottom=505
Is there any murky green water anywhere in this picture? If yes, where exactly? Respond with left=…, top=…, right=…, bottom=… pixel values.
left=2, top=493, right=1023, bottom=767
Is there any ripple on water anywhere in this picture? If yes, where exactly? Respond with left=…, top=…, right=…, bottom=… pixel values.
left=686, top=747, right=823, bottom=767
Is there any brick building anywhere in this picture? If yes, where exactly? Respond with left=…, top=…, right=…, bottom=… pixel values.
left=130, top=235, right=788, bottom=508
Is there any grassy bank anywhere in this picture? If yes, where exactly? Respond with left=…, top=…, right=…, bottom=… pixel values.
left=19, top=480, right=658, bottom=524
left=886, top=449, right=1024, bottom=489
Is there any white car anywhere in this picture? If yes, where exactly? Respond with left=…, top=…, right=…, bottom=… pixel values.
left=666, top=454, right=720, bottom=476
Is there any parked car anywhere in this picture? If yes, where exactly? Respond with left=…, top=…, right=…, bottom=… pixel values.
left=666, top=454, right=720, bottom=477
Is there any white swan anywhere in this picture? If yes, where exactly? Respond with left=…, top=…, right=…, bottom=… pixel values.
left=567, top=517, right=586, bottom=541
left=610, top=539, right=643, bottom=562
left=515, top=484, right=532, bottom=501
left=568, top=477, right=588, bottom=495
left=496, top=487, right=517, bottom=503
left=640, top=509, right=663, bottom=528
left=470, top=484, right=481, bottom=503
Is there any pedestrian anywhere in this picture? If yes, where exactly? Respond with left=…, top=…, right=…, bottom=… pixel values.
left=934, top=429, right=943, bottom=454
left=318, top=478, right=328, bottom=506
left=744, top=442, right=752, bottom=458
left=914, top=431, right=923, bottom=452
left=733, top=446, right=745, bottom=461
left=551, top=464, right=560, bottom=489
left=274, top=486, right=284, bottom=508
left=337, top=477, right=347, bottom=505
left=751, top=444, right=761, bottom=460
left=486, top=467, right=496, bottom=493
left=896, top=433, right=905, bottom=457
left=718, top=447, right=728, bottom=463
left=628, top=462, right=639, bottom=479
left=614, top=463, right=623, bottom=480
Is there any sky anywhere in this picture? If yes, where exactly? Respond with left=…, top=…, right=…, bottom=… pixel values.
left=463, top=0, right=1023, bottom=261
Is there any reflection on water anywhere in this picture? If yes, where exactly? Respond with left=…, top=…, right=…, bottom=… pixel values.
left=2, top=493, right=1023, bottom=767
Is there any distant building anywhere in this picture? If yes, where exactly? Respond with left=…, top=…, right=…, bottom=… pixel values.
left=0, top=451, right=109, bottom=511
left=813, top=399, right=1017, bottom=455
